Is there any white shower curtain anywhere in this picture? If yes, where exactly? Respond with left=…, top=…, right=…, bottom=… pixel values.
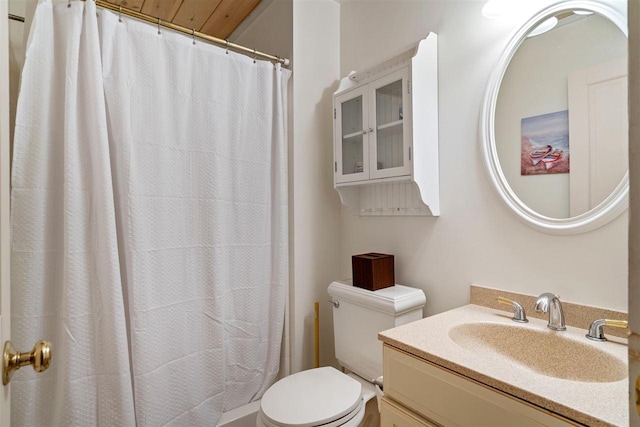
left=11, top=1, right=136, bottom=425
left=12, top=1, right=290, bottom=426
left=99, top=11, right=290, bottom=424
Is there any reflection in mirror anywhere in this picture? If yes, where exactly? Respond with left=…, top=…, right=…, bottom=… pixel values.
left=495, top=12, right=627, bottom=219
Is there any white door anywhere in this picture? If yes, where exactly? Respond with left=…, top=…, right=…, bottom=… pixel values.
left=568, top=57, right=628, bottom=216
left=1, top=2, right=52, bottom=424
left=629, top=1, right=640, bottom=424
left=0, top=0, right=12, bottom=423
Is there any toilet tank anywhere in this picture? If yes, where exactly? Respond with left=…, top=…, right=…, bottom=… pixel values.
left=328, top=279, right=426, bottom=382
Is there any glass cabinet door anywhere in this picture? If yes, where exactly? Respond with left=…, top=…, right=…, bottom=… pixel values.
left=335, top=87, right=369, bottom=183
left=369, top=68, right=412, bottom=179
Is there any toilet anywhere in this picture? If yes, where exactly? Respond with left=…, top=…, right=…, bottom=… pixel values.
left=257, top=279, right=426, bottom=427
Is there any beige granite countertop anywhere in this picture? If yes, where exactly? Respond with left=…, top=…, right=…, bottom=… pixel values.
left=378, top=304, right=628, bottom=427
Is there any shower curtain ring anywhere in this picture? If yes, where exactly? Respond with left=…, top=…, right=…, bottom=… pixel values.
left=192, top=28, right=196, bottom=45
left=225, top=40, right=230, bottom=55
left=253, top=48, right=257, bottom=64
left=118, top=5, right=122, bottom=22
left=157, top=17, right=161, bottom=35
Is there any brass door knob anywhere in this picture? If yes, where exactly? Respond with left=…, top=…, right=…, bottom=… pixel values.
left=3, top=340, right=52, bottom=385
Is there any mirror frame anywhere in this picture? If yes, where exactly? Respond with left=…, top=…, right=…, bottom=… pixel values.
left=480, top=0, right=628, bottom=235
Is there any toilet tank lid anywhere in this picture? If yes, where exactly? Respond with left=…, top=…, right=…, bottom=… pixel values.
left=328, top=279, right=426, bottom=316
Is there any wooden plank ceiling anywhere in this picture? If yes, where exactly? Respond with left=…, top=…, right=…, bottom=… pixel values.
left=107, top=0, right=263, bottom=40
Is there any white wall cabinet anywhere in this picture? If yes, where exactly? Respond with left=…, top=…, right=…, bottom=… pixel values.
left=333, top=33, right=439, bottom=216
left=335, top=68, right=411, bottom=183
left=381, top=345, right=578, bottom=427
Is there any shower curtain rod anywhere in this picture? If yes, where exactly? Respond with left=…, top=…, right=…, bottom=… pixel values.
left=7, top=0, right=290, bottom=67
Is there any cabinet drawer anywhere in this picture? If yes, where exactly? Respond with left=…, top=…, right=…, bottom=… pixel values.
left=383, top=345, right=577, bottom=427
left=380, top=397, right=440, bottom=427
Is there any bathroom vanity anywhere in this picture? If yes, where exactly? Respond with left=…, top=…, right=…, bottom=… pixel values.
left=378, top=300, right=628, bottom=426
left=381, top=345, right=576, bottom=426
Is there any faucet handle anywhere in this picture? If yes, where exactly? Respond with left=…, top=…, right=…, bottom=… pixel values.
left=586, top=319, right=628, bottom=341
left=497, top=297, right=528, bottom=323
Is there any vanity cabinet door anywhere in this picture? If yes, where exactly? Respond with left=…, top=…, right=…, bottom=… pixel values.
left=383, top=345, right=578, bottom=427
left=335, top=87, right=370, bottom=184
left=369, top=68, right=412, bottom=180
left=380, top=397, right=440, bottom=427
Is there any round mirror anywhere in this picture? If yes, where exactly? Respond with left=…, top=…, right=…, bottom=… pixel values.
left=481, top=1, right=628, bottom=234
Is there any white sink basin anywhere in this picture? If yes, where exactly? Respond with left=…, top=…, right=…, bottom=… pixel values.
left=448, top=322, right=627, bottom=383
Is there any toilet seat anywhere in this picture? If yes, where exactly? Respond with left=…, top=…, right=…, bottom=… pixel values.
left=258, top=398, right=364, bottom=427
left=259, top=367, right=364, bottom=427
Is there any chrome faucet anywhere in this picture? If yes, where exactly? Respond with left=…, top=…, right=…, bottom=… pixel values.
left=533, top=293, right=566, bottom=331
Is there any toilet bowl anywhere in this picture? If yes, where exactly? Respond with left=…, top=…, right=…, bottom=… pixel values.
left=257, top=280, right=425, bottom=427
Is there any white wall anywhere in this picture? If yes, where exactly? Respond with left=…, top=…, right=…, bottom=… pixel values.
left=291, top=0, right=341, bottom=372
left=496, top=14, right=626, bottom=218
left=338, top=0, right=628, bottom=344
